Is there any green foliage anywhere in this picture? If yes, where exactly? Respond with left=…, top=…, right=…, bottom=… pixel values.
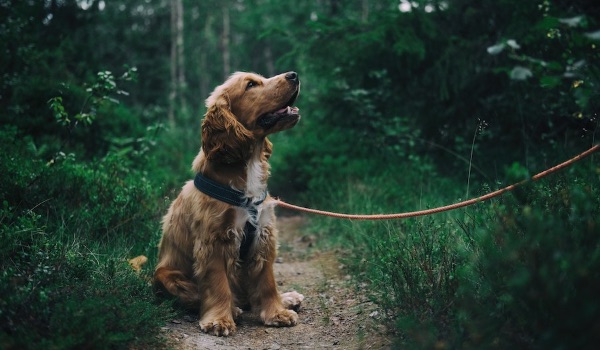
left=49, top=68, right=138, bottom=127
left=307, top=161, right=600, bottom=349
left=276, top=4, right=600, bottom=345
left=0, top=213, right=171, bottom=349
left=272, top=0, right=599, bottom=196
left=0, top=61, right=176, bottom=347
left=0, top=123, right=173, bottom=349
left=452, top=171, right=600, bottom=349
left=487, top=2, right=599, bottom=125
left=369, top=218, right=459, bottom=319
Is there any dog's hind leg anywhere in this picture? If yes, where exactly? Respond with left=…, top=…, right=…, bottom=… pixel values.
left=280, top=291, right=304, bottom=312
left=154, top=266, right=200, bottom=308
left=249, top=262, right=299, bottom=327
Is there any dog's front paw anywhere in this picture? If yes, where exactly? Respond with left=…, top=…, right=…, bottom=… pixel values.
left=199, top=317, right=236, bottom=336
left=262, top=308, right=298, bottom=327
left=280, top=291, right=304, bottom=312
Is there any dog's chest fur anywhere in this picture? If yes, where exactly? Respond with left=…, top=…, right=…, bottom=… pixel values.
left=231, top=148, right=272, bottom=250
left=245, top=151, right=268, bottom=199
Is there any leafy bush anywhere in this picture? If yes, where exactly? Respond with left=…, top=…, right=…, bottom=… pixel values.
left=0, top=87, right=175, bottom=348
left=453, top=170, right=600, bottom=349
left=0, top=211, right=171, bottom=349
left=309, top=157, right=600, bottom=349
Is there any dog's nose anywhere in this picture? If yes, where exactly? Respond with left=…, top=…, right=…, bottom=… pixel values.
left=285, top=71, right=299, bottom=84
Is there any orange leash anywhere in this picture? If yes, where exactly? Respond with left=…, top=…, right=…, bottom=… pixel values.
left=274, top=144, right=599, bottom=220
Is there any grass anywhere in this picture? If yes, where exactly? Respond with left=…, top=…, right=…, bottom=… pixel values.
left=304, top=157, right=600, bottom=349
left=0, top=210, right=174, bottom=349
left=0, top=126, right=177, bottom=349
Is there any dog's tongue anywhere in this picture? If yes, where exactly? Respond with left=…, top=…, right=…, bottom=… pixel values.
left=275, top=106, right=299, bottom=114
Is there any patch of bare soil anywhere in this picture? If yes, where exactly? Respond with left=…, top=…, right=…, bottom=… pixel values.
left=161, top=216, right=392, bottom=349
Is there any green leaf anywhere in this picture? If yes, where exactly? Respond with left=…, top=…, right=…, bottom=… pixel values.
left=539, top=75, right=561, bottom=89
left=535, top=16, right=560, bottom=31
left=558, top=16, right=586, bottom=28
left=545, top=61, right=563, bottom=71
left=510, top=66, right=533, bottom=80
left=584, top=30, right=600, bottom=41
left=506, top=39, right=520, bottom=49
left=506, top=162, right=530, bottom=183
left=487, top=43, right=505, bottom=55
left=573, top=85, right=591, bottom=109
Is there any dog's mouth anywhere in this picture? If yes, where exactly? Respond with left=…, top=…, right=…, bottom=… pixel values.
left=256, top=89, right=300, bottom=129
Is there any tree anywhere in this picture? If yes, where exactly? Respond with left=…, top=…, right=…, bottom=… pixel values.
left=169, top=0, right=186, bottom=125
left=221, top=4, right=231, bottom=79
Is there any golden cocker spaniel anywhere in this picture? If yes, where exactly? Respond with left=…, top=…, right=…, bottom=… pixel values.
left=154, top=71, right=304, bottom=336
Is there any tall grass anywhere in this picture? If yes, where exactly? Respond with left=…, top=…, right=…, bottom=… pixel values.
left=303, top=157, right=600, bottom=349
left=0, top=126, right=181, bottom=349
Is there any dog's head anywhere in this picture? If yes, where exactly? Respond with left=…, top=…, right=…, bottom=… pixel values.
left=202, top=71, right=301, bottom=163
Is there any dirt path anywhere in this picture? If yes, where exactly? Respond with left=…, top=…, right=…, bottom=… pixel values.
left=161, top=216, right=392, bottom=349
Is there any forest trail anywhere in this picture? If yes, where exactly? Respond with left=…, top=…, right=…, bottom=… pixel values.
left=161, top=216, right=392, bottom=350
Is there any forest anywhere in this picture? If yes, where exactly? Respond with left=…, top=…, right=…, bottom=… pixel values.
left=1, top=0, right=599, bottom=348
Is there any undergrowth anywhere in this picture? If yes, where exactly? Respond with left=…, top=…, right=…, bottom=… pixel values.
left=304, top=155, right=600, bottom=349
left=0, top=125, right=178, bottom=349
left=0, top=69, right=191, bottom=348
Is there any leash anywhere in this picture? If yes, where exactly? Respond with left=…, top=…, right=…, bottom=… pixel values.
left=274, top=144, right=599, bottom=220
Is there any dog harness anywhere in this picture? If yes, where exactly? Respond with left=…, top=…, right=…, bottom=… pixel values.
left=193, top=173, right=267, bottom=260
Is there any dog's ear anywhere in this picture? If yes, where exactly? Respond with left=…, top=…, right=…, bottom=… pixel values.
left=262, top=138, right=273, bottom=161
left=202, top=95, right=253, bottom=163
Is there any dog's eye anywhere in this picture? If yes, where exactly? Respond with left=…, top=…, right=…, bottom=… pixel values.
left=246, top=81, right=257, bottom=90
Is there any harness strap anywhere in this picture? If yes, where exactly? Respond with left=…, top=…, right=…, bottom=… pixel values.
left=194, top=173, right=267, bottom=259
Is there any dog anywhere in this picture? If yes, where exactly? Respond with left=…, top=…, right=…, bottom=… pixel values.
left=154, top=71, right=304, bottom=336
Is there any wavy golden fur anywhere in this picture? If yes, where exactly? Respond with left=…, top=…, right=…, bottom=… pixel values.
left=154, top=71, right=303, bottom=336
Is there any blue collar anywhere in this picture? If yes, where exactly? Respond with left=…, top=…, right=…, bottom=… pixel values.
left=193, top=173, right=267, bottom=259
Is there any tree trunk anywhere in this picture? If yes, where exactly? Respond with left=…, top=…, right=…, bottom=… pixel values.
left=168, top=0, right=177, bottom=125
left=176, top=0, right=186, bottom=115
left=264, top=45, right=275, bottom=77
left=200, top=14, right=212, bottom=104
left=329, top=0, right=339, bottom=16
left=221, top=6, right=230, bottom=79
left=168, top=0, right=186, bottom=125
